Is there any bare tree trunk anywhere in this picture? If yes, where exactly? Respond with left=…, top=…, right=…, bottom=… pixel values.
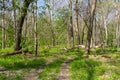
left=104, top=16, right=108, bottom=47
left=23, top=16, right=28, bottom=37
left=49, top=11, right=56, bottom=46
left=87, top=0, right=97, bottom=54
left=116, top=20, right=119, bottom=51
left=67, top=23, right=70, bottom=48
left=81, top=26, right=85, bottom=44
left=34, top=0, right=38, bottom=56
left=93, top=18, right=97, bottom=56
left=14, top=0, right=31, bottom=51
left=2, top=0, right=5, bottom=49
left=116, top=15, right=120, bottom=51
left=114, top=1, right=120, bottom=51
left=75, top=0, right=80, bottom=45
left=12, top=0, right=17, bottom=48
left=69, top=0, right=74, bottom=47
left=48, top=0, right=56, bottom=46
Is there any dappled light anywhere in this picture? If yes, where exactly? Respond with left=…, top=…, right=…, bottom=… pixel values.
left=0, top=0, right=120, bottom=80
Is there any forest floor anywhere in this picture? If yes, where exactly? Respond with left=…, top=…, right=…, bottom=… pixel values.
left=0, top=47, right=120, bottom=80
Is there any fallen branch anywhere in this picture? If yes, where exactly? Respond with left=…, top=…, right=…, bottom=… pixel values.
left=101, top=55, right=111, bottom=59
left=0, top=50, right=32, bottom=57
left=61, top=44, right=103, bottom=53
left=60, top=45, right=86, bottom=52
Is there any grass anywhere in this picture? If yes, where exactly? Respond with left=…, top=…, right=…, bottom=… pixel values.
left=69, top=49, right=120, bottom=80
left=70, top=57, right=101, bottom=80
left=0, top=47, right=65, bottom=80
left=1, top=47, right=120, bottom=80
left=0, top=73, right=24, bottom=80
left=0, top=54, right=46, bottom=80
left=0, top=74, right=7, bottom=80
left=0, top=54, right=45, bottom=70
left=0, top=48, right=14, bottom=54
left=95, top=47, right=118, bottom=55
left=0, top=46, right=76, bottom=80
left=38, top=48, right=78, bottom=80
left=39, top=58, right=65, bottom=80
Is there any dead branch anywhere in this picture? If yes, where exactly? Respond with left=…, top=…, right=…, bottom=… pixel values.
left=0, top=50, right=32, bottom=57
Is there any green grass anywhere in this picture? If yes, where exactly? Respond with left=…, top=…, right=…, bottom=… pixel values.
left=95, top=47, right=118, bottom=55
left=0, top=73, right=24, bottom=80
left=0, top=74, right=7, bottom=80
left=0, top=54, right=46, bottom=80
left=0, top=47, right=63, bottom=80
left=70, top=57, right=101, bottom=80
left=69, top=50, right=120, bottom=80
left=39, top=58, right=65, bottom=80
left=1, top=47, right=120, bottom=80
left=0, top=46, right=73, bottom=80
left=0, top=48, right=14, bottom=54
left=38, top=47, right=80, bottom=80
left=0, top=54, right=45, bottom=70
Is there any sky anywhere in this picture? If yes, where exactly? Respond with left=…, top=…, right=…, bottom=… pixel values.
left=36, top=0, right=118, bottom=24
left=37, top=0, right=45, bottom=7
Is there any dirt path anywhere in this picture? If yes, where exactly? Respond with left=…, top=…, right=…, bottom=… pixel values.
left=24, top=56, right=62, bottom=80
left=57, top=57, right=75, bottom=80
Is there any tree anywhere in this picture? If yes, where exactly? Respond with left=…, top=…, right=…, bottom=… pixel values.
left=75, top=0, right=80, bottom=45
left=14, top=0, right=33, bottom=51
left=2, top=0, right=5, bottom=49
left=68, top=0, right=74, bottom=47
left=86, top=0, right=97, bottom=54
left=114, top=0, right=120, bottom=51
left=34, top=0, right=38, bottom=55
left=12, top=0, right=17, bottom=48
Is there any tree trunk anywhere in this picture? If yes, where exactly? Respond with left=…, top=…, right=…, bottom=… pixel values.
left=12, top=0, right=17, bottom=48
left=81, top=26, right=85, bottom=44
left=2, top=0, right=5, bottom=49
left=116, top=15, right=120, bottom=51
left=34, top=0, right=38, bottom=56
left=69, top=0, right=74, bottom=47
left=87, top=0, right=97, bottom=54
left=75, top=0, right=80, bottom=45
left=104, top=17, right=108, bottom=47
left=114, top=1, right=120, bottom=51
left=49, top=11, right=56, bottom=46
left=48, top=0, right=56, bottom=46
left=14, top=0, right=31, bottom=51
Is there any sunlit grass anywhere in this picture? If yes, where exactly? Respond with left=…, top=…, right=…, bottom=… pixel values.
left=69, top=50, right=120, bottom=80
left=69, top=57, right=101, bottom=80
left=39, top=58, right=65, bottom=80
left=0, top=48, right=14, bottom=54
left=1, top=47, right=120, bottom=80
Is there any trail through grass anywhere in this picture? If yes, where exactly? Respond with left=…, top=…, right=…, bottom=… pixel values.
left=1, top=47, right=120, bottom=80
left=69, top=52, right=120, bottom=80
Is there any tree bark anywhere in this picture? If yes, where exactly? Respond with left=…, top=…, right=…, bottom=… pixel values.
left=2, top=0, right=5, bottom=49
left=34, top=0, right=38, bottom=56
left=14, top=0, right=31, bottom=51
left=87, top=0, right=97, bottom=54
left=12, top=0, right=17, bottom=48
left=69, top=0, right=74, bottom=47
left=48, top=0, right=56, bottom=46
left=114, top=1, right=120, bottom=51
left=104, top=17, right=108, bottom=47
left=81, top=26, right=85, bottom=44
left=75, top=0, right=80, bottom=45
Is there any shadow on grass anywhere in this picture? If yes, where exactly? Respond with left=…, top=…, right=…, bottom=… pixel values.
left=39, top=58, right=65, bottom=80
left=0, top=47, right=65, bottom=71
left=70, top=57, right=101, bottom=80
left=107, top=55, right=120, bottom=67
left=0, top=58, right=45, bottom=70
left=67, top=48, right=84, bottom=57
left=95, top=47, right=117, bottom=55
